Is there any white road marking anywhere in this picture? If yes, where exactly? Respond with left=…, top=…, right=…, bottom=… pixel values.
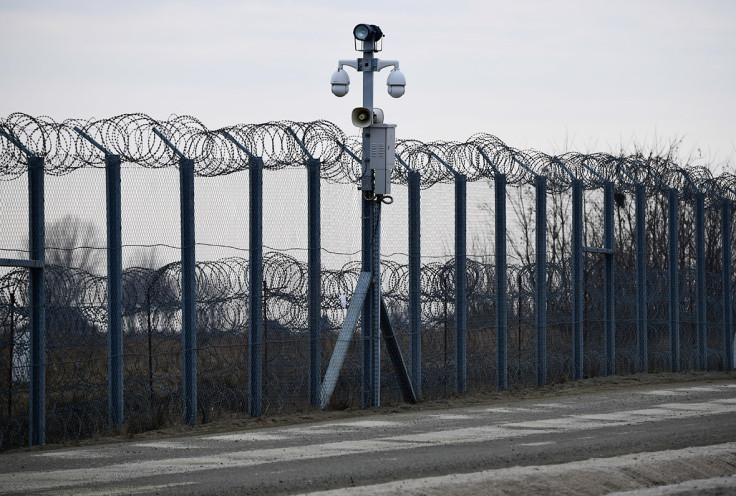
left=278, top=420, right=402, bottom=436
left=518, top=441, right=556, bottom=447
left=678, top=386, right=720, bottom=393
left=427, top=414, right=474, bottom=420
left=642, top=383, right=735, bottom=396
left=642, top=390, right=685, bottom=396
left=207, top=432, right=286, bottom=442
left=37, top=448, right=117, bottom=459
left=132, top=441, right=196, bottom=449
left=328, top=420, right=401, bottom=428
left=484, top=407, right=533, bottom=413
left=532, top=402, right=573, bottom=409
left=660, top=402, right=717, bottom=412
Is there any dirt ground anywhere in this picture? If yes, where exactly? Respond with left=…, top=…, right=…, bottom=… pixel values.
left=13, top=369, right=735, bottom=454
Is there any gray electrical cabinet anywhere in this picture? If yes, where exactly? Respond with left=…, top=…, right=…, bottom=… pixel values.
left=368, top=123, right=396, bottom=196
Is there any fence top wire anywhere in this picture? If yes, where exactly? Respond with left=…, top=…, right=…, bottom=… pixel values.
left=0, top=113, right=733, bottom=200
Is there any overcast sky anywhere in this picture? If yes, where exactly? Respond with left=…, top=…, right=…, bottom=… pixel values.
left=1, top=0, right=734, bottom=170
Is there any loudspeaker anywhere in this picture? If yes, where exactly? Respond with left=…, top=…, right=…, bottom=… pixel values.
left=351, top=107, right=372, bottom=128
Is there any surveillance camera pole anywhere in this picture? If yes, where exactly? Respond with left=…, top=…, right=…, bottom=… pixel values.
left=322, top=26, right=416, bottom=410
left=360, top=37, right=380, bottom=408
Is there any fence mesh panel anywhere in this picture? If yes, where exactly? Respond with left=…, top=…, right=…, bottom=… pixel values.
left=1, top=113, right=734, bottom=450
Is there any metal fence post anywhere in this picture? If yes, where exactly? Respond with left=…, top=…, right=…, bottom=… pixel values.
left=495, top=172, right=508, bottom=390
left=722, top=199, right=733, bottom=371
left=105, top=154, right=123, bottom=428
left=695, top=192, right=707, bottom=370
left=28, top=155, right=45, bottom=446
left=249, top=156, right=264, bottom=417
left=604, top=181, right=615, bottom=375
left=572, top=179, right=584, bottom=379
left=179, top=157, right=197, bottom=425
left=408, top=170, right=421, bottom=395
left=635, top=183, right=648, bottom=373
left=455, top=174, right=467, bottom=393
left=535, top=175, right=547, bottom=386
left=668, top=188, right=680, bottom=372
left=307, top=158, right=321, bottom=406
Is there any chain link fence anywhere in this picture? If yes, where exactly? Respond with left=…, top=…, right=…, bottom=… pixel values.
left=1, top=113, right=734, bottom=450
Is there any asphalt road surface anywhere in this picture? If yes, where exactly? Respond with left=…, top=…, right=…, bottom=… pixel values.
left=2, top=377, right=736, bottom=495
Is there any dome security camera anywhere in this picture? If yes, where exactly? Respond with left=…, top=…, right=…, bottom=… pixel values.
left=330, top=68, right=350, bottom=97
left=386, top=69, right=406, bottom=98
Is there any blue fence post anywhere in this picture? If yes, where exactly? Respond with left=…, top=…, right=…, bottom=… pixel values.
left=408, top=170, right=422, bottom=395
left=668, top=188, right=680, bottom=372
left=604, top=181, right=615, bottom=375
left=722, top=199, right=733, bottom=371
left=249, top=156, right=264, bottom=417
left=105, top=154, right=124, bottom=428
left=572, top=179, right=584, bottom=379
left=495, top=172, right=508, bottom=390
left=535, top=175, right=547, bottom=386
left=635, top=183, right=648, bottom=373
left=179, top=157, right=197, bottom=425
left=307, top=158, right=321, bottom=407
left=28, top=155, right=45, bottom=446
left=455, top=174, right=467, bottom=393
left=695, top=192, right=707, bottom=371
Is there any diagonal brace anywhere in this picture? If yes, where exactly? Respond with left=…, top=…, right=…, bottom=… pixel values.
left=321, top=272, right=372, bottom=409
left=380, top=297, right=417, bottom=404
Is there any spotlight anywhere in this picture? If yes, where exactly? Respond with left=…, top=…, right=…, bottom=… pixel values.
left=353, top=24, right=383, bottom=43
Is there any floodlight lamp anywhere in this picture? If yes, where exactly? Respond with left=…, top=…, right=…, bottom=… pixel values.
left=354, top=24, right=370, bottom=41
left=353, top=24, right=383, bottom=43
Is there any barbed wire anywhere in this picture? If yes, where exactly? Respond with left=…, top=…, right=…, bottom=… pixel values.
left=2, top=112, right=734, bottom=450
left=1, top=251, right=729, bottom=450
left=1, top=113, right=733, bottom=200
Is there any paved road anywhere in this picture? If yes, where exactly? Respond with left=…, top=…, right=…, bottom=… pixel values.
left=2, top=378, right=736, bottom=495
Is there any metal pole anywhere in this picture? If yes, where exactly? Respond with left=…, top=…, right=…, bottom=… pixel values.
left=454, top=174, right=467, bottom=393
left=604, top=181, right=615, bottom=375
left=535, top=175, right=547, bottom=386
left=371, top=200, right=382, bottom=406
left=307, top=158, right=321, bottom=407
left=179, top=157, right=197, bottom=425
left=28, top=155, right=45, bottom=446
left=74, top=127, right=126, bottom=428
left=105, top=154, right=124, bottom=428
left=635, top=183, right=648, bottom=372
left=695, top=192, right=707, bottom=371
left=361, top=196, right=374, bottom=408
left=249, top=156, right=264, bottom=417
left=572, top=179, right=584, bottom=379
left=408, top=170, right=421, bottom=395
left=495, top=172, right=507, bottom=390
left=361, top=42, right=378, bottom=408
left=668, top=188, right=680, bottom=372
left=721, top=199, right=733, bottom=371
left=7, top=292, right=14, bottom=419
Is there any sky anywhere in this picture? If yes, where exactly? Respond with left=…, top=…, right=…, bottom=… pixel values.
left=1, top=0, right=735, bottom=170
